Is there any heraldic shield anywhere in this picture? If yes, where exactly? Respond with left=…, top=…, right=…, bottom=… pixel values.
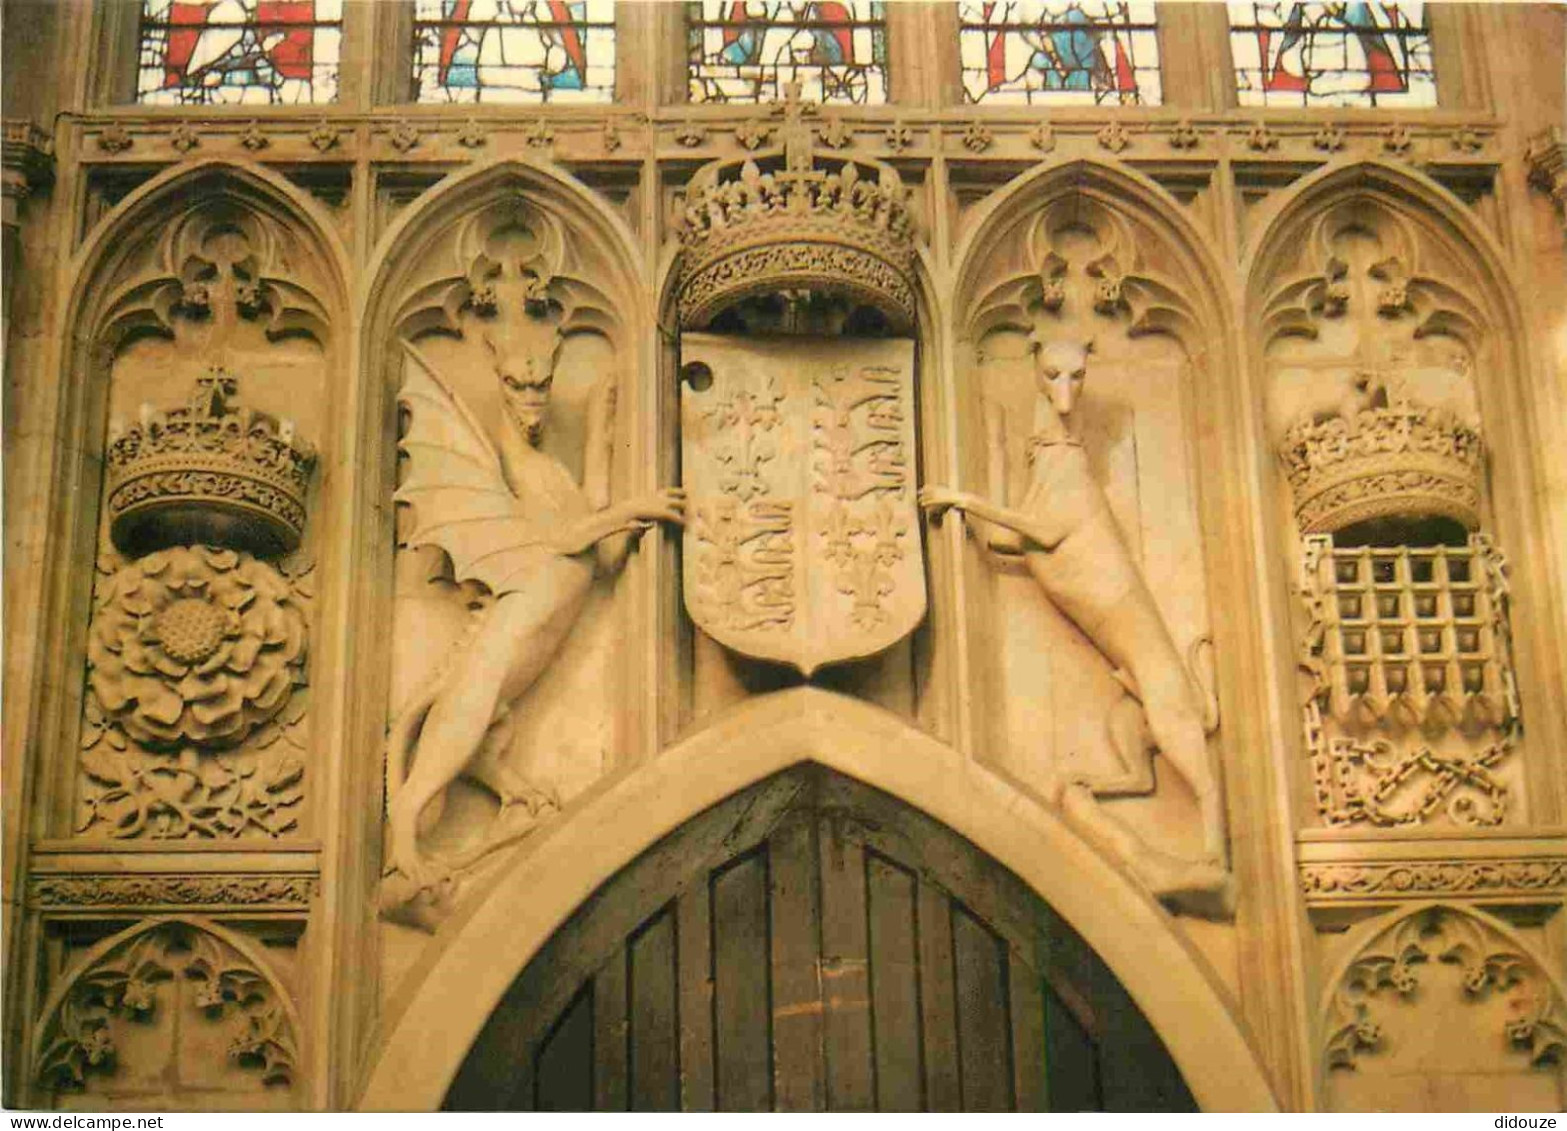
left=681, top=333, right=927, bottom=676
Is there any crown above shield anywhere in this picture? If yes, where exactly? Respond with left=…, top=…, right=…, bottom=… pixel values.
left=673, top=93, right=917, bottom=334
left=105, top=368, right=316, bottom=558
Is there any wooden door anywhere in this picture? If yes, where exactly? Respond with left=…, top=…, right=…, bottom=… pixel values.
left=444, top=767, right=1196, bottom=1112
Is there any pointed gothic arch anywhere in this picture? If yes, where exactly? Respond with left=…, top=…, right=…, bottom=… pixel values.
left=359, top=687, right=1278, bottom=1112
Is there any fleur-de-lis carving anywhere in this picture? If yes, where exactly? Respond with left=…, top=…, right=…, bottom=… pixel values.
left=1168, top=119, right=1200, bottom=149
left=170, top=124, right=201, bottom=154
left=456, top=120, right=486, bottom=148
left=1096, top=120, right=1132, bottom=153
left=1313, top=123, right=1347, bottom=152
left=1245, top=122, right=1278, bottom=152
left=307, top=121, right=340, bottom=152
left=602, top=119, right=623, bottom=151
left=734, top=118, right=772, bottom=150
left=1029, top=121, right=1056, bottom=152
left=1382, top=123, right=1414, bottom=155
left=524, top=120, right=554, bottom=149
left=675, top=121, right=707, bottom=147
left=387, top=121, right=420, bottom=153
left=884, top=121, right=913, bottom=154
left=818, top=114, right=853, bottom=150
left=1450, top=126, right=1484, bottom=153
left=239, top=121, right=268, bottom=151
left=98, top=125, right=133, bottom=154
left=960, top=121, right=992, bottom=153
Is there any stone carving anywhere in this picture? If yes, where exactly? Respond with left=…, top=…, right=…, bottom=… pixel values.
left=77, top=549, right=310, bottom=839
left=683, top=334, right=923, bottom=675
left=106, top=370, right=317, bottom=558
left=86, top=545, right=309, bottom=751
left=1168, top=120, right=1200, bottom=149
left=1278, top=392, right=1484, bottom=535
left=923, top=336, right=1227, bottom=910
left=1096, top=121, right=1132, bottom=153
left=33, top=920, right=299, bottom=1100
left=29, top=873, right=317, bottom=910
left=960, top=121, right=993, bottom=152
left=307, top=120, right=340, bottom=152
left=1525, top=127, right=1567, bottom=220
left=1323, top=906, right=1567, bottom=1074
left=1300, top=859, right=1567, bottom=902
left=383, top=217, right=683, bottom=918
left=674, top=82, right=917, bottom=332
left=239, top=122, right=269, bottom=151
left=1313, top=124, right=1347, bottom=152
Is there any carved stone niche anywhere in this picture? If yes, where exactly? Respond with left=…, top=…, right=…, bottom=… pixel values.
left=27, top=918, right=303, bottom=1111
left=77, top=196, right=330, bottom=842
left=381, top=191, right=644, bottom=928
left=672, top=84, right=928, bottom=721
left=944, top=191, right=1230, bottom=916
left=1319, top=904, right=1566, bottom=1111
left=1258, top=197, right=1525, bottom=830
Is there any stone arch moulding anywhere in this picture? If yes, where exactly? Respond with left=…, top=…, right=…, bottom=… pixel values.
left=24, top=915, right=305, bottom=1109
left=1316, top=901, right=1567, bottom=1109
left=1245, top=158, right=1567, bottom=822
left=359, top=687, right=1280, bottom=1113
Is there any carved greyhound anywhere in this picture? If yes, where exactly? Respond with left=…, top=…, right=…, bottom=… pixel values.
left=921, top=336, right=1228, bottom=904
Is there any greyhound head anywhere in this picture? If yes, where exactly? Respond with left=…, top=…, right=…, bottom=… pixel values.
left=1028, top=334, right=1094, bottom=419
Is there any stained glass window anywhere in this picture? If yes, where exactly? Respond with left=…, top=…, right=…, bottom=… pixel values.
left=959, top=2, right=1161, bottom=106
left=1229, top=2, right=1436, bottom=107
left=136, top=0, right=340, bottom=105
left=413, top=0, right=615, bottom=104
left=687, top=2, right=888, bottom=105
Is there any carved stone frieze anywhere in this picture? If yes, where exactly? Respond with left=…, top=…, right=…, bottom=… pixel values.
left=1525, top=127, right=1567, bottom=223
left=32, top=920, right=300, bottom=1103
left=29, top=873, right=317, bottom=910
left=681, top=333, right=922, bottom=675
left=1300, top=859, right=1567, bottom=902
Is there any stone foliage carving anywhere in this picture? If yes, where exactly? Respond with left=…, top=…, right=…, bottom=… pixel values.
left=1323, top=906, right=1566, bottom=1074
left=1300, top=859, right=1567, bottom=902
left=75, top=191, right=331, bottom=841
left=934, top=195, right=1227, bottom=914
left=674, top=84, right=917, bottom=331
left=29, top=874, right=317, bottom=910
left=87, top=546, right=308, bottom=750
left=383, top=196, right=682, bottom=927
left=33, top=921, right=299, bottom=1100
left=77, top=551, right=310, bottom=839
left=682, top=334, right=923, bottom=675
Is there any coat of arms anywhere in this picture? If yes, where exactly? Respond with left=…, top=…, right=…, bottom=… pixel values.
left=681, top=333, right=925, bottom=675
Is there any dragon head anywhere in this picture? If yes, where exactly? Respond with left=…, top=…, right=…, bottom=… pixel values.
left=485, top=308, right=563, bottom=447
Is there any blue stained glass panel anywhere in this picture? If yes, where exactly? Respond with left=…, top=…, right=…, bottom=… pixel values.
left=413, top=0, right=616, bottom=104
left=959, top=1, right=1162, bottom=106
left=1228, top=2, right=1436, bottom=107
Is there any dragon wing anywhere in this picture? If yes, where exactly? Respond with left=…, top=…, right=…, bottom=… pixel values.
left=395, top=342, right=551, bottom=596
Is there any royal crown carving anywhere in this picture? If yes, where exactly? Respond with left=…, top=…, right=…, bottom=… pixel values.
left=105, top=369, right=317, bottom=557
left=674, top=84, right=917, bottom=332
left=1279, top=398, right=1484, bottom=535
